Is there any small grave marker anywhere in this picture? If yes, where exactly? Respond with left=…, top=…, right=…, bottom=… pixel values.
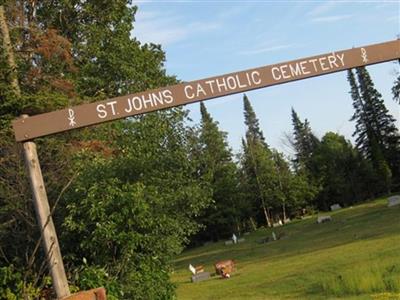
left=330, top=204, right=342, bottom=211
left=191, top=272, right=211, bottom=283
left=317, top=216, right=332, bottom=224
left=189, top=264, right=196, bottom=275
left=232, top=233, right=238, bottom=244
left=388, top=196, right=400, bottom=207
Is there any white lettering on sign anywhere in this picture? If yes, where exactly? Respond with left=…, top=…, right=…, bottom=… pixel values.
left=96, top=90, right=174, bottom=119
left=96, top=100, right=118, bottom=119
left=124, top=90, right=174, bottom=114
left=271, top=52, right=346, bottom=81
left=184, top=71, right=261, bottom=100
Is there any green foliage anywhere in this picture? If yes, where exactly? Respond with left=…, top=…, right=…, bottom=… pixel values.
left=240, top=95, right=280, bottom=226
left=348, top=67, right=400, bottom=191
left=392, top=74, right=400, bottom=104
left=243, top=94, right=267, bottom=146
left=288, top=109, right=321, bottom=210
left=0, top=1, right=188, bottom=298
left=62, top=110, right=210, bottom=298
left=71, top=263, right=121, bottom=300
left=272, top=150, right=318, bottom=215
left=290, top=108, right=320, bottom=172
left=191, top=103, right=241, bottom=242
left=0, top=265, right=41, bottom=299
left=37, top=1, right=176, bottom=97
left=392, top=60, right=400, bottom=104
left=312, top=132, right=375, bottom=209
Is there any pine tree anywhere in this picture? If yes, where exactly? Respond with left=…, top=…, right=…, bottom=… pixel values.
left=243, top=94, right=267, bottom=146
left=193, top=102, right=241, bottom=241
left=290, top=108, right=319, bottom=172
left=392, top=60, right=400, bottom=104
left=241, top=95, right=276, bottom=227
left=348, top=67, right=400, bottom=191
left=288, top=108, right=321, bottom=209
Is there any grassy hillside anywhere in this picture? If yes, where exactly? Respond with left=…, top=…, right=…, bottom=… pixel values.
left=171, top=197, right=400, bottom=300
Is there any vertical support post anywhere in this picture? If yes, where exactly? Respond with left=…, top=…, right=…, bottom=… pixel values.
left=22, top=115, right=70, bottom=299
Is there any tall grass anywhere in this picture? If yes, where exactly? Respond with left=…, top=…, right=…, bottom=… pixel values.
left=317, top=262, right=400, bottom=297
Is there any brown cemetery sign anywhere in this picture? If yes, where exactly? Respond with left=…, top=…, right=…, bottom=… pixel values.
left=13, top=39, right=400, bottom=142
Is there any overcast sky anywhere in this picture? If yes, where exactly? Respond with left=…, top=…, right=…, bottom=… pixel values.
left=132, top=0, right=399, bottom=156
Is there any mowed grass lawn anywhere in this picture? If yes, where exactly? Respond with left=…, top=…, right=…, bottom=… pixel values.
left=171, top=197, right=400, bottom=300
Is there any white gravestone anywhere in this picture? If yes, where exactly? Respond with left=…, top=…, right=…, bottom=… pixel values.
left=189, top=264, right=196, bottom=275
left=232, top=233, right=238, bottom=244
left=272, top=232, right=277, bottom=241
left=388, top=196, right=400, bottom=207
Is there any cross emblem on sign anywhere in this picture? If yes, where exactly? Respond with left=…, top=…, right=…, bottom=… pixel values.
left=360, top=48, right=369, bottom=63
left=68, top=109, right=76, bottom=127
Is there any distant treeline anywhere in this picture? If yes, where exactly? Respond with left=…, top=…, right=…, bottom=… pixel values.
left=0, top=1, right=399, bottom=299
left=191, top=69, right=399, bottom=245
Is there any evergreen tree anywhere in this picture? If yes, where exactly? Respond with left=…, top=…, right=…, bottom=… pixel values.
left=392, top=60, right=400, bottom=104
left=289, top=108, right=321, bottom=209
left=192, top=103, right=241, bottom=242
left=240, top=95, right=277, bottom=227
left=243, top=94, right=267, bottom=146
left=348, top=67, right=400, bottom=191
left=290, top=108, right=320, bottom=172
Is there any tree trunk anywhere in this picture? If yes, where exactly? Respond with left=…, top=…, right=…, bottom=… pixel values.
left=262, top=204, right=272, bottom=227
left=247, top=140, right=272, bottom=227
left=0, top=5, right=21, bottom=96
left=235, top=218, right=241, bottom=235
left=249, top=217, right=257, bottom=231
left=282, top=202, right=287, bottom=222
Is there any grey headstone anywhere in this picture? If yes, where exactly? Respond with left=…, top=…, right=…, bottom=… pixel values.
left=388, top=196, right=400, bottom=207
left=237, top=238, right=245, bottom=243
left=224, top=240, right=233, bottom=246
left=191, top=272, right=210, bottom=283
left=330, top=204, right=342, bottom=211
left=317, top=216, right=332, bottom=224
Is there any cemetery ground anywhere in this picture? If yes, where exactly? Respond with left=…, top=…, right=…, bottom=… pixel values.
left=171, top=196, right=400, bottom=299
